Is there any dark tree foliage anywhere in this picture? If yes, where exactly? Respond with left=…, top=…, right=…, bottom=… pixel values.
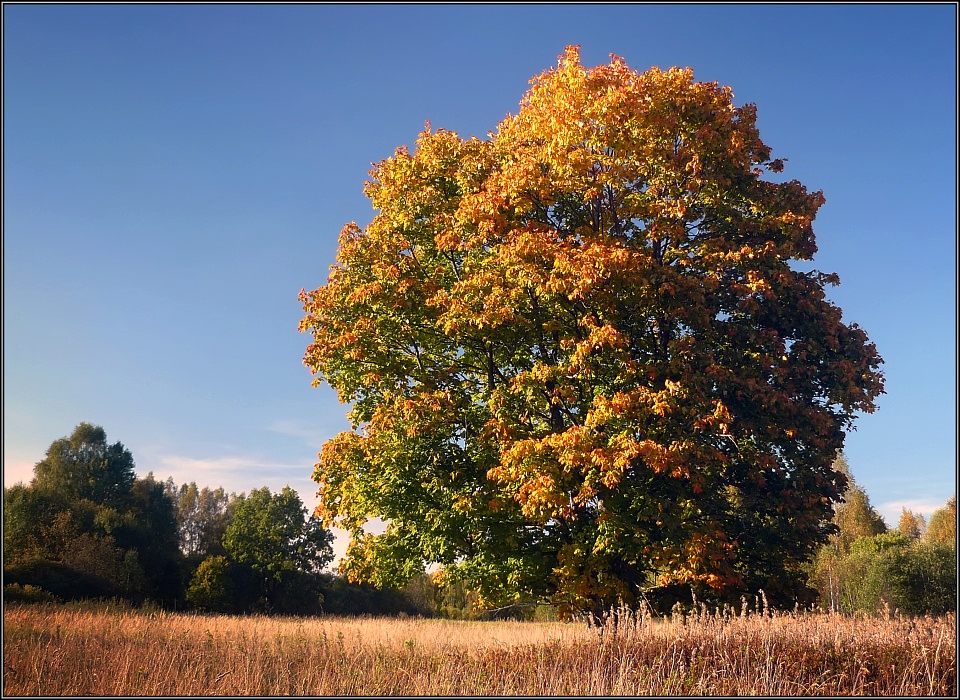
left=32, top=423, right=136, bottom=508
left=116, top=475, right=182, bottom=603
left=3, top=424, right=179, bottom=604
left=3, top=485, right=71, bottom=565
left=5, top=424, right=427, bottom=618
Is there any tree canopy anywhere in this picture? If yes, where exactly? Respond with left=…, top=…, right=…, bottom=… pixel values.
left=223, top=486, right=334, bottom=582
left=828, top=453, right=887, bottom=552
left=183, top=486, right=337, bottom=613
left=32, top=422, right=136, bottom=508
left=924, top=496, right=956, bottom=547
left=164, top=480, right=238, bottom=560
left=4, top=424, right=397, bottom=616
left=300, top=47, right=884, bottom=616
left=898, top=509, right=926, bottom=540
left=4, top=424, right=180, bottom=603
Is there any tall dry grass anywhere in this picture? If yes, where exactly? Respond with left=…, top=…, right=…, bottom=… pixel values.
left=3, top=602, right=955, bottom=695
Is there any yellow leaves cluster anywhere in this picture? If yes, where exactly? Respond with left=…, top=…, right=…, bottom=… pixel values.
left=488, top=418, right=706, bottom=518
left=692, top=399, right=734, bottom=434
left=370, top=389, right=459, bottom=439
left=584, top=383, right=683, bottom=429
left=313, top=431, right=369, bottom=530
left=552, top=540, right=635, bottom=613
left=569, top=319, right=630, bottom=368
left=651, top=529, right=739, bottom=590
left=745, top=270, right=775, bottom=300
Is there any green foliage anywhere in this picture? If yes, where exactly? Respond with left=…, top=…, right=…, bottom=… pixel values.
left=186, top=556, right=249, bottom=612
left=852, top=535, right=956, bottom=616
left=434, top=577, right=482, bottom=620
left=397, top=571, right=557, bottom=620
left=895, top=543, right=957, bottom=615
left=4, top=424, right=347, bottom=616
left=3, top=583, right=61, bottom=604
left=183, top=486, right=336, bottom=614
left=401, top=573, right=442, bottom=616
left=318, top=574, right=429, bottom=616
left=3, top=485, right=71, bottom=565
left=4, top=559, right=122, bottom=601
left=61, top=532, right=148, bottom=599
left=32, top=423, right=136, bottom=508
left=164, top=479, right=238, bottom=559
left=810, top=532, right=956, bottom=615
left=300, top=49, right=885, bottom=616
left=111, top=475, right=182, bottom=602
left=808, top=463, right=956, bottom=616
left=829, top=453, right=886, bottom=553
left=271, top=569, right=326, bottom=615
left=531, top=604, right=560, bottom=622
left=223, top=486, right=334, bottom=582
left=3, top=425, right=180, bottom=605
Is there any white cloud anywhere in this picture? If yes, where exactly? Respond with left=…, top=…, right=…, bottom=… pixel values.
left=156, top=454, right=305, bottom=474
left=877, top=497, right=950, bottom=527
left=148, top=453, right=317, bottom=504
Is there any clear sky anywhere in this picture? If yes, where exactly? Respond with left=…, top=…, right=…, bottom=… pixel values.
left=4, top=4, right=956, bottom=561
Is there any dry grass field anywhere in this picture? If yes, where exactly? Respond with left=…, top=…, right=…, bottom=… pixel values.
left=3, top=602, right=955, bottom=695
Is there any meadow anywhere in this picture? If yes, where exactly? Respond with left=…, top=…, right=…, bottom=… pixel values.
left=3, top=603, right=955, bottom=696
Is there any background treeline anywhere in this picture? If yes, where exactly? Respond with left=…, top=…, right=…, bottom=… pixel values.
left=806, top=454, right=956, bottom=615
left=3, top=424, right=956, bottom=618
left=3, top=423, right=426, bottom=616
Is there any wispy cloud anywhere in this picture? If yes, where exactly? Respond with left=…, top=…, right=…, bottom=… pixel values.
left=149, top=453, right=316, bottom=501
left=156, top=454, right=304, bottom=474
left=877, top=497, right=951, bottom=526
left=267, top=419, right=333, bottom=449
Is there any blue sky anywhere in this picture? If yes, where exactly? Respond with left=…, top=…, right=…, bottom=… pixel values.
left=4, top=5, right=956, bottom=560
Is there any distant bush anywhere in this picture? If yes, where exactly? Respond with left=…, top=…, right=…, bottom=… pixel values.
left=271, top=569, right=325, bottom=615
left=883, top=542, right=956, bottom=616
left=531, top=604, right=560, bottom=622
left=186, top=556, right=260, bottom=613
left=319, top=575, right=429, bottom=617
left=186, top=556, right=233, bottom=612
left=3, top=583, right=61, bottom=604
left=5, top=558, right=122, bottom=601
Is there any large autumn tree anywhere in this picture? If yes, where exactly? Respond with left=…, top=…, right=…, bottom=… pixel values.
left=299, top=47, right=884, bottom=617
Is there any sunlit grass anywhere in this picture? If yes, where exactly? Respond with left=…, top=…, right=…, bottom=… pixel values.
left=3, top=603, right=955, bottom=695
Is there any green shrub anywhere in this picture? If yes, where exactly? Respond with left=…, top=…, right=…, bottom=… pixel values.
left=187, top=556, right=234, bottom=612
left=532, top=604, right=560, bottom=622
left=4, top=559, right=122, bottom=601
left=186, top=556, right=261, bottom=613
left=811, top=533, right=956, bottom=615
left=319, top=575, right=427, bottom=616
left=885, top=543, right=956, bottom=615
left=3, top=583, right=61, bottom=604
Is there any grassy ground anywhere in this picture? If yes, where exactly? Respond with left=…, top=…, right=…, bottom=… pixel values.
left=3, top=603, right=955, bottom=695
